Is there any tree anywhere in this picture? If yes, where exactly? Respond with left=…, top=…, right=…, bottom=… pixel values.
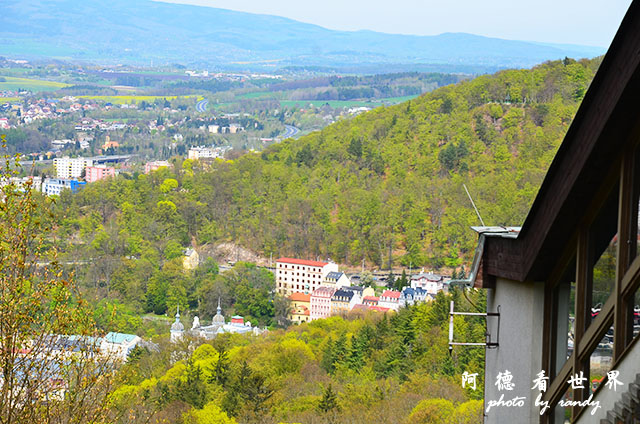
left=0, top=141, right=115, bottom=423
left=317, top=384, right=340, bottom=414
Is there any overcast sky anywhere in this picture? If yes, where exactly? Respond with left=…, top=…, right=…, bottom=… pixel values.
left=155, top=0, right=631, bottom=48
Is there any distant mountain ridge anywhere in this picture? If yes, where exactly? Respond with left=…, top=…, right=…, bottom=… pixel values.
left=0, top=0, right=605, bottom=72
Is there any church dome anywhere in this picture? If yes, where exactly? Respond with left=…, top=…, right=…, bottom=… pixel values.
left=171, top=307, right=184, bottom=332
left=212, top=298, right=225, bottom=324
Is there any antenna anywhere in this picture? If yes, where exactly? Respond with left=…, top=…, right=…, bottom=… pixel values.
left=463, top=184, right=485, bottom=226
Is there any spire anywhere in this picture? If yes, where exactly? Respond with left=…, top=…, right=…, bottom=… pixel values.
left=176, top=305, right=180, bottom=319
left=217, top=297, right=222, bottom=315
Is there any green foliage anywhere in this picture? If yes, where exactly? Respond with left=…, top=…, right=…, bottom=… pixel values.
left=317, top=384, right=341, bottom=414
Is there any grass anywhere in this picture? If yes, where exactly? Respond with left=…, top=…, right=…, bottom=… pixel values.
left=0, top=97, right=20, bottom=103
left=77, top=94, right=202, bottom=104
left=0, top=76, right=71, bottom=92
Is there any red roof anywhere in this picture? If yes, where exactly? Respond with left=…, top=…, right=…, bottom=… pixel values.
left=289, top=292, right=311, bottom=302
left=363, top=296, right=379, bottom=301
left=381, top=290, right=401, bottom=299
left=276, top=257, right=328, bottom=267
left=370, top=306, right=391, bottom=312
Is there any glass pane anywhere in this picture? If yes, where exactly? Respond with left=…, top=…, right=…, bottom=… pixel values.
left=553, top=275, right=575, bottom=378
left=633, top=286, right=640, bottom=340
left=591, top=235, right=616, bottom=316
left=589, top=326, right=614, bottom=393
left=552, top=386, right=571, bottom=424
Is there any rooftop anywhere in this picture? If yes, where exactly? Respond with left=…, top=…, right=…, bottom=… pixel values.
left=289, top=292, right=311, bottom=302
left=276, top=257, right=328, bottom=267
left=381, top=290, right=401, bottom=299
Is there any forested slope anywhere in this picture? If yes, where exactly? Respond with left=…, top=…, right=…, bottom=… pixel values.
left=51, top=58, right=600, bottom=316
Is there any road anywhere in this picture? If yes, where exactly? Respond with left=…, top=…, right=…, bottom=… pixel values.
left=281, top=125, right=300, bottom=139
left=196, top=99, right=209, bottom=112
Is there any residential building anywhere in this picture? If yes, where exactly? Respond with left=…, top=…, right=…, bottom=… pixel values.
left=85, top=165, right=115, bottom=183
left=331, top=289, right=358, bottom=316
left=275, top=257, right=338, bottom=295
left=183, top=248, right=199, bottom=270
left=100, top=332, right=141, bottom=361
left=42, top=178, right=85, bottom=196
left=289, top=292, right=311, bottom=324
left=410, top=272, right=446, bottom=295
left=468, top=6, right=640, bottom=422
left=188, top=146, right=221, bottom=160
left=400, top=287, right=430, bottom=307
left=144, top=160, right=170, bottom=174
left=378, top=290, right=401, bottom=311
left=323, top=271, right=351, bottom=288
left=310, top=286, right=336, bottom=320
left=362, top=296, right=379, bottom=306
left=53, top=156, right=93, bottom=179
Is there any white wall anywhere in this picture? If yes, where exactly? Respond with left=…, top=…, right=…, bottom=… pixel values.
left=484, top=278, right=545, bottom=423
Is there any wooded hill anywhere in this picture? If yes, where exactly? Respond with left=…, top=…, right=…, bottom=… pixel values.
left=49, top=57, right=600, bottom=317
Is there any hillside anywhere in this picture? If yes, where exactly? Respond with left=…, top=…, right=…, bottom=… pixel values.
left=0, top=0, right=603, bottom=71
left=47, top=57, right=601, bottom=317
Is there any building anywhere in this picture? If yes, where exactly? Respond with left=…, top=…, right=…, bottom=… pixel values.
left=100, top=332, right=141, bottom=361
left=42, top=178, right=85, bottom=196
left=362, top=296, right=379, bottom=306
left=378, top=290, right=401, bottom=311
left=102, top=136, right=119, bottom=151
left=53, top=156, right=93, bottom=179
left=183, top=248, right=199, bottom=270
left=85, top=165, right=115, bottom=183
left=144, top=160, right=171, bottom=174
left=323, top=271, right=351, bottom=289
left=400, top=287, right=430, bottom=307
left=331, top=289, right=359, bottom=316
left=190, top=300, right=266, bottom=338
left=310, top=286, right=336, bottom=320
left=410, top=272, right=446, bottom=295
left=466, top=5, right=640, bottom=422
left=170, top=308, right=184, bottom=343
left=188, top=146, right=221, bottom=160
left=275, top=257, right=338, bottom=295
left=289, top=292, right=311, bottom=324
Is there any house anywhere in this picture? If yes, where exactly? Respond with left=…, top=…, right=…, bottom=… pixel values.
left=323, top=271, right=351, bottom=288
left=276, top=257, right=338, bottom=295
left=0, top=117, right=9, bottom=129
left=42, top=178, right=85, bottom=196
left=289, top=292, right=311, bottom=324
left=85, top=165, right=115, bottom=183
left=188, top=146, right=221, bottom=160
left=466, top=4, right=640, bottom=422
left=331, top=289, right=359, bottom=316
left=378, top=290, right=401, bottom=311
left=100, top=332, right=141, bottom=361
left=144, top=160, right=171, bottom=174
left=362, top=296, right=379, bottom=306
left=182, top=248, right=199, bottom=270
left=310, top=286, right=337, bottom=320
left=410, top=272, right=446, bottom=295
left=400, top=287, right=430, bottom=307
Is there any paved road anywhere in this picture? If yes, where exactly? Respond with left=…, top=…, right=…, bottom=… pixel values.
left=196, top=99, right=209, bottom=112
left=281, top=125, right=300, bottom=139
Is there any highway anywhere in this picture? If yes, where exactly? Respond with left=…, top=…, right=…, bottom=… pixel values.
left=195, top=99, right=209, bottom=112
left=281, top=125, right=300, bottom=139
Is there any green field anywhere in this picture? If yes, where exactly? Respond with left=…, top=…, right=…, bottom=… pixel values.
left=0, top=97, right=20, bottom=103
left=236, top=91, right=279, bottom=100
left=77, top=94, right=202, bottom=104
left=0, top=76, right=70, bottom=92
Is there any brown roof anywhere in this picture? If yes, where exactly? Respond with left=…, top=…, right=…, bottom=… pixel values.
left=276, top=257, right=328, bottom=267
left=289, top=292, right=311, bottom=302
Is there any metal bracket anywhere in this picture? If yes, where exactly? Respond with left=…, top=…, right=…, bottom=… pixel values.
left=448, top=301, right=500, bottom=352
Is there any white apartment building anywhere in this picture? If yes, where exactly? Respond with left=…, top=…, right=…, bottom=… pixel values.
left=188, top=146, right=220, bottom=160
left=275, top=257, right=338, bottom=296
left=53, top=157, right=93, bottom=179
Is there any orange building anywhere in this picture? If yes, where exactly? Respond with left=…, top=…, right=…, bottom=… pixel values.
left=288, top=292, right=311, bottom=324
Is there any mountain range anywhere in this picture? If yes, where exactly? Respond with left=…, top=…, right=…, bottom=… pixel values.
left=1, top=0, right=605, bottom=72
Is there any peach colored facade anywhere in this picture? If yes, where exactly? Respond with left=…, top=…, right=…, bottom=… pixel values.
left=310, top=287, right=336, bottom=320
left=85, top=166, right=115, bottom=183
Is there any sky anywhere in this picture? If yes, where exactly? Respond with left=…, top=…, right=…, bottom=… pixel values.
left=155, top=0, right=632, bottom=48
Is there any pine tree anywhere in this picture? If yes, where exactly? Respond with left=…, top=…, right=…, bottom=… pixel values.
left=317, top=384, right=340, bottom=413
left=321, top=337, right=335, bottom=373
